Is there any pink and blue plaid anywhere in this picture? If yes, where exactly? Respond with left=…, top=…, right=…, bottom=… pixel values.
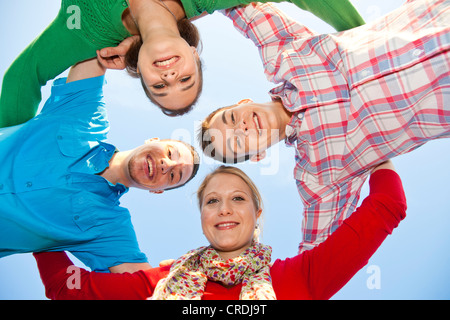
left=224, top=0, right=450, bottom=252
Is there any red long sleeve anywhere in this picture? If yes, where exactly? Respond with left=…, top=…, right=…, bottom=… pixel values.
left=33, top=252, right=168, bottom=300
left=270, top=169, right=407, bottom=299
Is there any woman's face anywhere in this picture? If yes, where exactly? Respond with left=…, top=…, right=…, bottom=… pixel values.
left=138, top=36, right=201, bottom=112
left=200, top=173, right=261, bottom=259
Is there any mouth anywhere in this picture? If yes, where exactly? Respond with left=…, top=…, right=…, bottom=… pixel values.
left=146, top=155, right=155, bottom=181
left=215, top=221, right=239, bottom=230
left=153, top=56, right=180, bottom=69
left=253, top=112, right=262, bottom=136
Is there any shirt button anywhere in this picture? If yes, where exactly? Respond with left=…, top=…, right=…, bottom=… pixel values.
left=361, top=69, right=370, bottom=76
left=310, top=96, right=318, bottom=102
left=65, top=174, right=71, bottom=180
left=74, top=215, right=80, bottom=221
left=26, top=182, right=33, bottom=188
left=412, top=49, right=423, bottom=57
left=123, top=1, right=127, bottom=7
left=297, top=112, right=304, bottom=120
left=57, top=135, right=63, bottom=140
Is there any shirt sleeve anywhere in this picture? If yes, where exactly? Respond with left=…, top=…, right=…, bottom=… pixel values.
left=222, top=3, right=316, bottom=86
left=0, top=10, right=97, bottom=128
left=33, top=252, right=166, bottom=300
left=296, top=170, right=370, bottom=253
left=271, top=169, right=407, bottom=299
left=68, top=206, right=149, bottom=273
left=183, top=0, right=364, bottom=31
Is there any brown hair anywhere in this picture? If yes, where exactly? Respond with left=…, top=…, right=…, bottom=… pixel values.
left=160, top=139, right=201, bottom=191
left=125, top=18, right=203, bottom=116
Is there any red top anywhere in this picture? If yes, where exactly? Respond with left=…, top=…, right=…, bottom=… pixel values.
left=33, top=169, right=406, bottom=300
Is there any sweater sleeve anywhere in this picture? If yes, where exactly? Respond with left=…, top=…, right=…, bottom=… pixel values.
left=33, top=252, right=168, bottom=300
left=271, top=169, right=407, bottom=299
left=181, top=0, right=364, bottom=31
left=0, top=10, right=97, bottom=128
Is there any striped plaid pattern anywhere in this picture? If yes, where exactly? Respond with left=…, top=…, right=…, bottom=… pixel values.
left=224, top=0, right=450, bottom=252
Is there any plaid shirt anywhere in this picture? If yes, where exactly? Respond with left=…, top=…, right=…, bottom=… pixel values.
left=223, top=0, right=450, bottom=252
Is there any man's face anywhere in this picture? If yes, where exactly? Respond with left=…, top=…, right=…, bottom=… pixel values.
left=207, top=100, right=282, bottom=162
left=127, top=139, right=194, bottom=192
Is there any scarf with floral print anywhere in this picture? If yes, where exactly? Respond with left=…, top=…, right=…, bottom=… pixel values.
left=150, top=242, right=276, bottom=300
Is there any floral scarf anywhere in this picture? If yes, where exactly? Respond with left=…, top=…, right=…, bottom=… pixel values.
left=150, top=242, right=276, bottom=300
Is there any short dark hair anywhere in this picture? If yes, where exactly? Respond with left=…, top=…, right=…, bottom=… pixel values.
left=125, top=18, right=203, bottom=117
left=163, top=139, right=201, bottom=191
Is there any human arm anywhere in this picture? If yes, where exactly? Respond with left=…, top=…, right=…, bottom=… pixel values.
left=222, top=2, right=320, bottom=87
left=33, top=252, right=166, bottom=300
left=0, top=9, right=99, bottom=128
left=66, top=58, right=106, bottom=84
left=272, top=161, right=407, bottom=299
left=181, top=0, right=364, bottom=31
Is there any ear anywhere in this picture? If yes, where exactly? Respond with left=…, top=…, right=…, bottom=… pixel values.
left=191, top=46, right=200, bottom=60
left=250, top=151, right=266, bottom=162
left=237, top=98, right=253, bottom=105
left=256, top=208, right=262, bottom=219
left=150, top=190, right=164, bottom=194
left=145, top=137, right=160, bottom=144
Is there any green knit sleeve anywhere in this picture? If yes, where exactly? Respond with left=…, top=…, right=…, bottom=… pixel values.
left=180, top=0, right=364, bottom=31
left=287, top=0, right=365, bottom=31
left=0, top=13, right=97, bottom=128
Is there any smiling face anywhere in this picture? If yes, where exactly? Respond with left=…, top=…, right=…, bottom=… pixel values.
left=199, top=172, right=262, bottom=260
left=126, top=139, right=195, bottom=192
left=138, top=36, right=201, bottom=112
left=206, top=99, right=289, bottom=163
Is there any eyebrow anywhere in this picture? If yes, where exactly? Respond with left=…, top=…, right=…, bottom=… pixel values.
left=177, top=148, right=183, bottom=185
left=151, top=81, right=196, bottom=98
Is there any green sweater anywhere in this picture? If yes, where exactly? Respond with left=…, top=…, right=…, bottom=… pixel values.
left=0, top=0, right=364, bottom=128
left=181, top=0, right=365, bottom=32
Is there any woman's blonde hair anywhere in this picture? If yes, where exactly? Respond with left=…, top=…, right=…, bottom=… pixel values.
left=196, top=166, right=263, bottom=214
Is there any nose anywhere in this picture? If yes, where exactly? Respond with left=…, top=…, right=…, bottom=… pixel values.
left=162, top=69, right=178, bottom=81
left=219, top=200, right=233, bottom=216
left=237, top=119, right=249, bottom=136
left=160, top=158, right=176, bottom=174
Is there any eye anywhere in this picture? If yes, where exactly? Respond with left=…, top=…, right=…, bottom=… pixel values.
left=231, top=112, right=236, bottom=124
left=170, top=172, right=174, bottom=182
left=206, top=198, right=218, bottom=205
left=153, top=83, right=165, bottom=89
left=168, top=149, right=172, bottom=159
left=235, top=136, right=241, bottom=149
left=180, top=76, right=191, bottom=83
left=233, top=196, right=245, bottom=201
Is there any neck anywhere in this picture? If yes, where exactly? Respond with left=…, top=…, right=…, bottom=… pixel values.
left=99, top=151, right=132, bottom=187
left=216, top=246, right=249, bottom=261
left=126, top=0, right=185, bottom=39
left=270, top=99, right=293, bottom=141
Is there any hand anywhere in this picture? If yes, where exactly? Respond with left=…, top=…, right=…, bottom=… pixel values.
left=96, top=35, right=141, bottom=70
left=371, top=160, right=395, bottom=174
left=159, top=259, right=175, bottom=268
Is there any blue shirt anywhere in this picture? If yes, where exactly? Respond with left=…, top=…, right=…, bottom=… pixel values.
left=0, top=75, right=147, bottom=272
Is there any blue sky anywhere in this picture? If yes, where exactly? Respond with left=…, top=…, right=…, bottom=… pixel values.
left=1, top=0, right=449, bottom=300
